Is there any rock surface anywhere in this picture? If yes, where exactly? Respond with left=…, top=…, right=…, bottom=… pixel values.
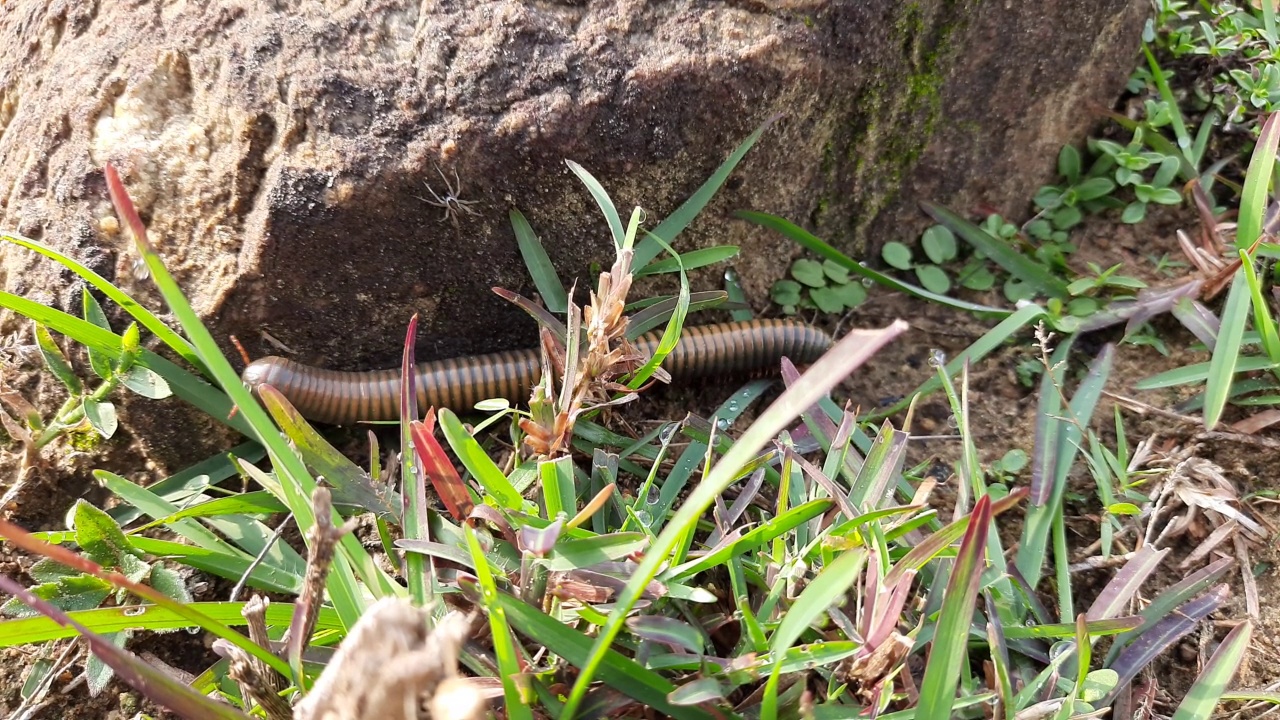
left=0, top=0, right=1146, bottom=476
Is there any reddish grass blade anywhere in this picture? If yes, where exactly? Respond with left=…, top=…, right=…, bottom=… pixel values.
left=410, top=416, right=475, bottom=521
left=916, top=494, right=994, bottom=720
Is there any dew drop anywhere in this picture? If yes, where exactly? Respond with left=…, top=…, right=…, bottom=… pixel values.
left=122, top=606, right=146, bottom=617
left=715, top=416, right=730, bottom=431
left=130, top=257, right=150, bottom=281
left=861, top=277, right=874, bottom=288
left=725, top=400, right=740, bottom=413
left=927, top=349, right=947, bottom=368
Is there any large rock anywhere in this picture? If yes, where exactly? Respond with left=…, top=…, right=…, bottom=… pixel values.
left=0, top=0, right=1145, bottom=469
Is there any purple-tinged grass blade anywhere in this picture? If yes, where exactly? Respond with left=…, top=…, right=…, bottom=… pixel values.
left=984, top=593, right=1015, bottom=720
left=1019, top=342, right=1112, bottom=590
left=492, top=286, right=569, bottom=343
left=1108, top=556, right=1234, bottom=663
left=1171, top=620, right=1253, bottom=720
left=1171, top=296, right=1220, bottom=349
left=784, top=445, right=859, bottom=519
left=915, top=495, right=994, bottom=720
left=1074, top=279, right=1203, bottom=334
left=848, top=420, right=908, bottom=510
left=1028, top=337, right=1073, bottom=507
left=1086, top=545, right=1170, bottom=621
left=0, top=575, right=251, bottom=720
left=1105, top=585, right=1231, bottom=704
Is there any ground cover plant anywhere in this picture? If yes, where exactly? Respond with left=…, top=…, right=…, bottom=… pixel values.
left=0, top=1, right=1279, bottom=718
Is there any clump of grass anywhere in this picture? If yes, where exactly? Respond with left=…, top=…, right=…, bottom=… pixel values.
left=0, top=96, right=1268, bottom=720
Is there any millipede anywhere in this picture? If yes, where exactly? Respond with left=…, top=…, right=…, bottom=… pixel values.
left=240, top=318, right=834, bottom=424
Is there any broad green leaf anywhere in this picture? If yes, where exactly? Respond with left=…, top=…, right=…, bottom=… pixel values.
left=119, top=366, right=171, bottom=399
left=82, top=399, right=117, bottom=439
left=72, top=499, right=136, bottom=568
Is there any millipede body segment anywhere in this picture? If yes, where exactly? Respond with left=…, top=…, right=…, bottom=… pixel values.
left=240, top=319, right=833, bottom=424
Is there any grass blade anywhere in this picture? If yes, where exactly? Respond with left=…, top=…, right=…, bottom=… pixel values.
left=1237, top=112, right=1280, bottom=250
left=1171, top=620, right=1252, bottom=720
left=566, top=160, right=625, bottom=248
left=510, top=209, right=568, bottom=313
left=0, top=601, right=341, bottom=647
left=916, top=495, right=993, bottom=720
left=464, top=527, right=532, bottom=720
left=635, top=114, right=779, bottom=268
left=1202, top=271, right=1252, bottom=429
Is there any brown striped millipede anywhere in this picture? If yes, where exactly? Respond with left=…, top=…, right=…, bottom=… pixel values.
left=240, top=318, right=834, bottom=424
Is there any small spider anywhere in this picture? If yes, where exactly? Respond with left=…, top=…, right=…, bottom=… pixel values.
left=417, top=163, right=480, bottom=229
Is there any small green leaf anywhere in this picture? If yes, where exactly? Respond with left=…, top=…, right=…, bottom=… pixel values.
left=961, top=266, right=996, bottom=291
left=770, top=280, right=802, bottom=306
left=82, top=289, right=115, bottom=380
left=1082, top=669, right=1118, bottom=702
left=120, top=366, right=172, bottom=399
left=830, top=282, right=867, bottom=308
left=1107, top=502, right=1142, bottom=516
left=922, top=225, right=957, bottom=264
left=1059, top=144, right=1082, bottom=183
left=86, top=632, right=128, bottom=696
left=0, top=575, right=112, bottom=617
left=1121, top=201, right=1148, bottom=224
left=999, top=449, right=1028, bottom=474
left=1075, top=177, right=1116, bottom=201
left=915, top=265, right=951, bottom=295
left=72, top=499, right=137, bottom=568
left=1051, top=206, right=1084, bottom=230
left=821, top=259, right=850, bottom=284
left=120, top=322, right=140, bottom=366
left=791, top=258, right=826, bottom=287
left=83, top=400, right=118, bottom=439
left=1149, top=188, right=1182, bottom=205
left=35, top=324, right=82, bottom=395
left=1004, top=277, right=1037, bottom=303
left=148, top=566, right=192, bottom=603
left=1068, top=297, right=1100, bottom=317
left=882, top=242, right=914, bottom=270
left=809, top=286, right=844, bottom=314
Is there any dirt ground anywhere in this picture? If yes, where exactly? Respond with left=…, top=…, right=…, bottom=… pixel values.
left=1, top=202, right=1279, bottom=716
